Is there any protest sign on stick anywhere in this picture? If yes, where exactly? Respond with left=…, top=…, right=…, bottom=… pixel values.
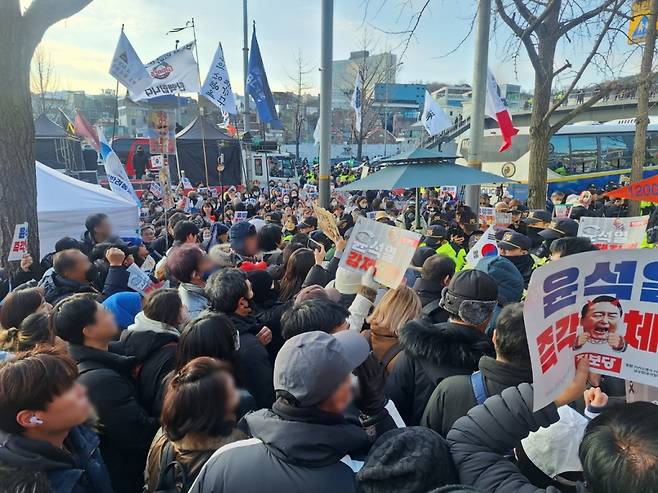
left=577, top=216, right=648, bottom=250
left=8, top=223, right=28, bottom=261
left=525, top=249, right=658, bottom=411
left=339, top=217, right=421, bottom=288
left=313, top=205, right=342, bottom=244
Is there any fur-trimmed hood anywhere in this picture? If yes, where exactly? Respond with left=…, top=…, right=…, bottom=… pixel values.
left=399, top=320, right=494, bottom=371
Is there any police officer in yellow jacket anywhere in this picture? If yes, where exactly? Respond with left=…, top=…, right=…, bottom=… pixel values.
left=422, top=224, right=467, bottom=272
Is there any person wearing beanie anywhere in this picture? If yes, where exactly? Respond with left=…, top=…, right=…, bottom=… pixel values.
left=385, top=270, right=497, bottom=425
left=421, top=303, right=532, bottom=437
left=188, top=331, right=396, bottom=493
left=229, top=222, right=259, bottom=260
left=356, top=427, right=458, bottom=493
left=474, top=256, right=524, bottom=334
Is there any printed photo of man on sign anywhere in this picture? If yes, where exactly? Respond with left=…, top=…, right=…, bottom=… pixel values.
left=572, top=297, right=626, bottom=352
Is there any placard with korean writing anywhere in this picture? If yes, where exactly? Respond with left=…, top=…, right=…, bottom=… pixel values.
left=339, top=217, right=421, bottom=288
left=577, top=216, right=648, bottom=250
left=525, top=250, right=658, bottom=411
left=8, top=223, right=28, bottom=261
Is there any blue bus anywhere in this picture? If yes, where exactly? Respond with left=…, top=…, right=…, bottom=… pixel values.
left=455, top=119, right=658, bottom=200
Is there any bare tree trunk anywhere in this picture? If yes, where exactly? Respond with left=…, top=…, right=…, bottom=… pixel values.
left=356, top=134, right=363, bottom=162
left=0, top=0, right=93, bottom=266
left=0, top=6, right=40, bottom=266
left=629, top=0, right=658, bottom=217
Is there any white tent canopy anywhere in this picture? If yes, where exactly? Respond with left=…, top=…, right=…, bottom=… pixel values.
left=37, top=162, right=139, bottom=258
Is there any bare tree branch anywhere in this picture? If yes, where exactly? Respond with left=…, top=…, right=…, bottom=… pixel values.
left=22, top=0, right=93, bottom=51
left=558, top=0, right=618, bottom=36
left=520, top=0, right=560, bottom=40
left=511, top=0, right=538, bottom=24
left=542, top=0, right=623, bottom=124
left=495, top=0, right=545, bottom=76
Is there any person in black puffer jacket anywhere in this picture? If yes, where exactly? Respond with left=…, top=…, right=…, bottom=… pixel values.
left=412, top=253, right=456, bottom=324
left=385, top=270, right=496, bottom=426
left=205, top=268, right=275, bottom=408
left=118, top=289, right=186, bottom=417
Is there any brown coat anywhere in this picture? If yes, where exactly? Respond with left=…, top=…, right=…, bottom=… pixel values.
left=145, top=427, right=247, bottom=492
left=368, top=324, right=403, bottom=375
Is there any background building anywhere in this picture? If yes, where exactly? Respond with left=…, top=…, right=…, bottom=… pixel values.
left=332, top=50, right=397, bottom=109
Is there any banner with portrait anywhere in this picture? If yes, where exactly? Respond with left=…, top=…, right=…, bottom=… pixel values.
left=525, top=250, right=658, bottom=410
left=148, top=110, right=176, bottom=155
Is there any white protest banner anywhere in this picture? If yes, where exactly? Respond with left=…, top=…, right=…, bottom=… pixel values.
left=465, top=225, right=498, bottom=267
left=339, top=216, right=421, bottom=288
left=149, top=181, right=163, bottom=199
left=495, top=212, right=512, bottom=226
left=132, top=42, right=200, bottom=100
left=525, top=249, right=658, bottom=411
left=181, top=177, right=194, bottom=190
left=234, top=211, right=248, bottom=223
left=109, top=31, right=151, bottom=95
left=8, top=223, right=28, bottom=261
left=578, top=216, right=648, bottom=250
left=127, top=263, right=157, bottom=295
left=140, top=255, right=157, bottom=273
left=150, top=155, right=165, bottom=169
left=479, top=207, right=495, bottom=226
left=201, top=43, right=238, bottom=115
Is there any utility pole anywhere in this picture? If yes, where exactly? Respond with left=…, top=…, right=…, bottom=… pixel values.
left=319, top=0, right=334, bottom=208
left=242, top=0, right=251, bottom=134
left=464, top=0, right=491, bottom=212
left=630, top=0, right=658, bottom=217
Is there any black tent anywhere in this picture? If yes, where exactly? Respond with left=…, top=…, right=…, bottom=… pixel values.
left=173, top=116, right=242, bottom=186
left=34, top=114, right=85, bottom=171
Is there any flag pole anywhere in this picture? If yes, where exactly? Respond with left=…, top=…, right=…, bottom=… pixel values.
left=190, top=17, right=210, bottom=186
left=111, top=24, right=124, bottom=143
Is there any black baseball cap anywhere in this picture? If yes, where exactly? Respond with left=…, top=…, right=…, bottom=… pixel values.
left=498, top=231, right=531, bottom=251
left=539, top=218, right=579, bottom=240
left=458, top=210, right=479, bottom=232
left=412, top=246, right=437, bottom=269
left=524, top=210, right=552, bottom=225
left=297, top=216, right=318, bottom=230
left=425, top=224, right=448, bottom=240
left=495, top=228, right=514, bottom=242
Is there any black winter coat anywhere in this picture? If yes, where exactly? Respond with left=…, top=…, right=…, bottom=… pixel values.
left=68, top=344, right=159, bottom=493
left=224, top=312, right=275, bottom=408
left=421, top=356, right=533, bottom=436
left=385, top=320, right=494, bottom=426
left=189, top=403, right=372, bottom=493
left=39, top=266, right=129, bottom=305
left=412, top=278, right=450, bottom=324
left=447, top=383, right=570, bottom=493
left=117, top=327, right=178, bottom=417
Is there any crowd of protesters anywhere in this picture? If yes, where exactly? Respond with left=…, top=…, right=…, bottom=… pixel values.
left=1, top=169, right=658, bottom=493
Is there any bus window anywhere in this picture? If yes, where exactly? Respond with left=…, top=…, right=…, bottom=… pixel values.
left=647, top=132, right=658, bottom=165
left=269, top=157, right=295, bottom=178
left=599, top=134, right=633, bottom=171
left=548, top=135, right=570, bottom=175
left=569, top=135, right=598, bottom=174
left=254, top=158, right=263, bottom=176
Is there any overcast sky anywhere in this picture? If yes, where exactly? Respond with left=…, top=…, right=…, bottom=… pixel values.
left=26, top=0, right=641, bottom=95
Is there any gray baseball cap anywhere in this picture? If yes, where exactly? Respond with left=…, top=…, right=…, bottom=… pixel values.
left=274, top=330, right=370, bottom=407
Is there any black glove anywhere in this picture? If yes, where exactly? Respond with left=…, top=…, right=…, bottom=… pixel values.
left=353, top=352, right=386, bottom=416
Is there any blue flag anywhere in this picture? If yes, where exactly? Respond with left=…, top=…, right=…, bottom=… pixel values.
left=247, top=31, right=284, bottom=129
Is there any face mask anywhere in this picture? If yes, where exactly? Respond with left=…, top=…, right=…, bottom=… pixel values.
left=85, top=264, right=100, bottom=283
left=283, top=197, right=290, bottom=204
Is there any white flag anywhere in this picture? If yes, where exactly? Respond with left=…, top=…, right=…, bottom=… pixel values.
left=98, top=127, right=140, bottom=206
left=421, top=90, right=451, bottom=136
left=132, top=42, right=200, bottom=100
left=351, top=72, right=363, bottom=134
left=202, top=43, right=238, bottom=115
left=313, top=118, right=321, bottom=145
left=109, top=31, right=151, bottom=94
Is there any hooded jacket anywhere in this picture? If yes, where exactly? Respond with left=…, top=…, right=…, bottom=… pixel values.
left=421, top=356, right=533, bottom=436
left=119, top=312, right=180, bottom=417
left=224, top=312, right=275, bottom=408
left=178, top=283, right=210, bottom=319
left=189, top=403, right=372, bottom=493
left=0, top=426, right=113, bottom=493
left=384, top=320, right=494, bottom=426
left=413, top=278, right=450, bottom=324
left=145, top=427, right=247, bottom=492
left=447, top=383, right=569, bottom=493
left=79, top=231, right=125, bottom=255
left=68, top=344, right=159, bottom=493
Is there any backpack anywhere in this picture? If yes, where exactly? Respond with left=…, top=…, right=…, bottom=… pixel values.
left=154, top=441, right=193, bottom=493
left=377, top=342, right=402, bottom=377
